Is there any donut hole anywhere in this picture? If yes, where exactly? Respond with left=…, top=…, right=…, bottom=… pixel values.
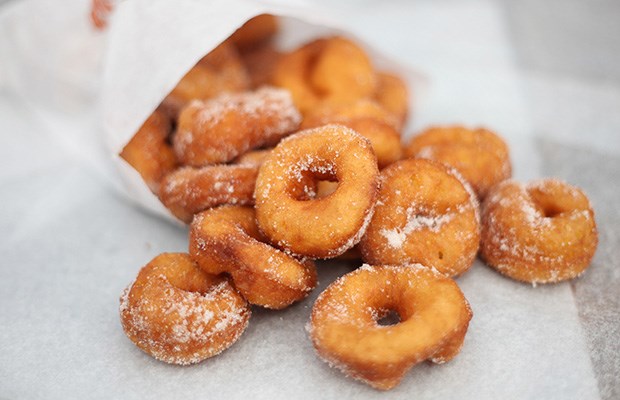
left=541, top=205, right=564, bottom=218
left=528, top=189, right=572, bottom=218
left=287, top=160, right=339, bottom=201
left=375, top=308, right=402, bottom=326
left=316, top=179, right=339, bottom=199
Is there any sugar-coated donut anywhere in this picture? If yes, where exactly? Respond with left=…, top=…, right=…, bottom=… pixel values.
left=189, top=206, right=318, bottom=309
left=359, top=159, right=480, bottom=277
left=310, top=37, right=376, bottom=105
left=173, top=87, right=301, bottom=167
left=240, top=44, right=282, bottom=88
left=480, top=179, right=598, bottom=284
left=255, top=124, right=379, bottom=258
left=159, top=165, right=258, bottom=223
left=309, top=264, right=472, bottom=390
left=374, top=72, right=409, bottom=131
left=344, top=118, right=402, bottom=168
left=120, top=253, right=250, bottom=365
left=405, top=126, right=511, bottom=199
left=272, top=37, right=376, bottom=114
left=302, top=100, right=402, bottom=168
left=163, top=42, right=250, bottom=116
left=120, top=108, right=177, bottom=194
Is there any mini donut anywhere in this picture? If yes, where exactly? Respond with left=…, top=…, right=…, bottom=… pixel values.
left=359, top=159, right=480, bottom=277
left=271, top=39, right=323, bottom=113
left=229, top=14, right=279, bottom=52
left=374, top=72, right=409, bottom=130
left=240, top=44, right=282, bottom=88
left=302, top=100, right=403, bottom=168
left=159, top=165, right=258, bottom=223
left=189, top=206, right=318, bottom=309
left=120, top=253, right=250, bottom=365
left=163, top=42, right=250, bottom=116
left=254, top=124, right=380, bottom=258
left=173, top=87, right=301, bottom=167
left=344, top=118, right=402, bottom=168
left=119, top=108, right=177, bottom=194
left=309, top=264, right=473, bottom=390
left=405, top=126, right=511, bottom=199
left=272, top=37, right=376, bottom=114
left=480, top=179, right=598, bottom=284
left=310, top=37, right=377, bottom=105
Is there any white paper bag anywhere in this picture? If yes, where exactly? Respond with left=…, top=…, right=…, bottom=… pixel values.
left=100, top=0, right=425, bottom=222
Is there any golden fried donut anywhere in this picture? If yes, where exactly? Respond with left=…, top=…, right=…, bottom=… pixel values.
left=311, top=37, right=376, bottom=105
left=344, top=118, right=402, bottom=168
left=189, top=206, right=318, bottom=309
left=173, top=87, right=301, bottom=167
left=120, top=253, right=250, bottom=365
left=120, top=108, right=177, bottom=194
left=159, top=165, right=258, bottom=223
left=229, top=14, right=279, bottom=52
left=405, top=126, right=511, bottom=199
left=309, top=264, right=472, bottom=390
left=255, top=124, right=380, bottom=258
left=241, top=43, right=282, bottom=88
left=302, top=100, right=402, bottom=168
left=480, top=179, right=598, bottom=284
left=272, top=37, right=376, bottom=114
left=374, top=72, right=409, bottom=130
left=359, top=159, right=480, bottom=277
left=163, top=42, right=250, bottom=116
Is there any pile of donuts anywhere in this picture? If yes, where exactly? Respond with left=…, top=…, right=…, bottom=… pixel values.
left=118, top=15, right=598, bottom=390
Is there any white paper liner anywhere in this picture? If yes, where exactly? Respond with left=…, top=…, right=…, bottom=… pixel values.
left=0, top=1, right=603, bottom=398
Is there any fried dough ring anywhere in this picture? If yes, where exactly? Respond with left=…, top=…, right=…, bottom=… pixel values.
left=163, top=42, right=250, bottom=116
left=272, top=37, right=376, bottom=114
left=240, top=43, right=282, bottom=88
left=119, top=108, right=177, bottom=194
left=159, top=165, right=258, bottom=223
left=480, top=179, right=598, bottom=284
left=344, top=118, right=402, bottom=168
left=189, top=206, right=318, bottom=309
left=309, top=264, right=473, bottom=390
left=254, top=124, right=379, bottom=258
left=173, top=87, right=301, bottom=166
left=119, top=253, right=250, bottom=365
left=405, top=125, right=511, bottom=199
left=302, top=100, right=402, bottom=168
left=374, top=72, right=409, bottom=130
left=359, top=159, right=480, bottom=277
